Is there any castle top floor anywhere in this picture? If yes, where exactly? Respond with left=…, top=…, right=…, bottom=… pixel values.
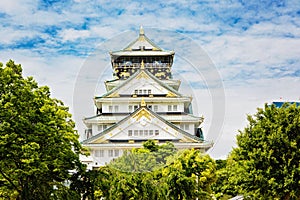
left=110, top=27, right=175, bottom=80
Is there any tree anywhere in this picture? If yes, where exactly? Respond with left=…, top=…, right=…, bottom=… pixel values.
left=80, top=141, right=216, bottom=199
left=211, top=159, right=237, bottom=199
left=0, top=60, right=85, bottom=199
left=70, top=167, right=112, bottom=200
left=95, top=141, right=175, bottom=200
left=163, top=149, right=217, bottom=200
left=109, top=140, right=177, bottom=172
left=228, top=103, right=300, bottom=199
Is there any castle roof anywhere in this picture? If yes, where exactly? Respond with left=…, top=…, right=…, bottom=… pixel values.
left=81, top=104, right=211, bottom=147
left=110, top=26, right=174, bottom=57
left=96, top=68, right=184, bottom=99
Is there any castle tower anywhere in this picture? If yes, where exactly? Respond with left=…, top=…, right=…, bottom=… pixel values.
left=81, top=27, right=213, bottom=169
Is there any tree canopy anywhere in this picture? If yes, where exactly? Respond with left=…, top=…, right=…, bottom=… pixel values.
left=0, top=60, right=85, bottom=199
left=163, top=148, right=217, bottom=199
left=227, top=103, right=300, bottom=199
left=108, top=140, right=176, bottom=172
left=71, top=141, right=217, bottom=200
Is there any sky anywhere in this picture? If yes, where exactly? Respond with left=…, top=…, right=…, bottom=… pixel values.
left=1, top=0, right=300, bottom=159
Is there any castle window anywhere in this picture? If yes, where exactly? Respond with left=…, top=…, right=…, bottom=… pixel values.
left=85, top=129, right=92, bottom=138
left=114, top=105, right=119, bottom=112
left=173, top=105, right=177, bottom=111
left=109, top=106, right=113, bottom=112
left=129, top=105, right=133, bottom=112
left=185, top=124, right=189, bottom=130
left=108, top=150, right=114, bottom=157
left=149, top=130, right=153, bottom=136
left=135, top=89, right=151, bottom=95
left=97, top=125, right=107, bottom=131
left=128, top=129, right=159, bottom=137
left=103, top=124, right=107, bottom=130
left=180, top=124, right=184, bottom=130
left=99, top=150, right=104, bottom=157
left=95, top=150, right=104, bottom=157
left=154, top=105, right=158, bottom=112
left=180, top=124, right=189, bottom=131
left=168, top=105, right=172, bottom=111
left=114, top=150, right=119, bottom=157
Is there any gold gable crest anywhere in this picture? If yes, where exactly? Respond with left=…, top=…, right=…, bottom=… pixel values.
left=132, top=108, right=152, bottom=121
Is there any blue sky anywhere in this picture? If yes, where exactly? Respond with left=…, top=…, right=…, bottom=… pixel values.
left=1, top=0, right=300, bottom=158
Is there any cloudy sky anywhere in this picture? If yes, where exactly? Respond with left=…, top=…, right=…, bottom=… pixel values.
left=1, top=0, right=300, bottom=158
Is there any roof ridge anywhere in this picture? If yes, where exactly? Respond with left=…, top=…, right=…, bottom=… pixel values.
left=96, top=69, right=141, bottom=99
left=143, top=69, right=183, bottom=97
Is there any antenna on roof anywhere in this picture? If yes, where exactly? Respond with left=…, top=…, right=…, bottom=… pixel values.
left=139, top=26, right=144, bottom=36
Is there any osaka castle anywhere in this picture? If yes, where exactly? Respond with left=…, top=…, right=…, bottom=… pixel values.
left=81, top=27, right=213, bottom=168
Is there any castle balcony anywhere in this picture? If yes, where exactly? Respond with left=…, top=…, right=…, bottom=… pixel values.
left=113, top=62, right=171, bottom=69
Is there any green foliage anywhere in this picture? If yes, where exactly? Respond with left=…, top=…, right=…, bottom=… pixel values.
left=142, top=139, right=159, bottom=152
left=109, top=140, right=176, bottom=172
left=107, top=170, right=166, bottom=200
left=164, top=149, right=217, bottom=199
left=211, top=159, right=236, bottom=199
left=69, top=167, right=112, bottom=200
left=84, top=142, right=217, bottom=200
left=0, top=60, right=85, bottom=199
left=228, top=103, right=300, bottom=199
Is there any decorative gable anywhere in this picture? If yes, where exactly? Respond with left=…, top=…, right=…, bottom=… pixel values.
left=99, top=69, right=181, bottom=99
left=119, top=71, right=175, bottom=96
left=82, top=106, right=202, bottom=145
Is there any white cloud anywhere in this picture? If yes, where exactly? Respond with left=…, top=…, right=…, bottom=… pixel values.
left=0, top=26, right=39, bottom=44
left=59, top=28, right=91, bottom=42
left=202, top=34, right=300, bottom=83
left=0, top=0, right=36, bottom=15
left=73, top=0, right=88, bottom=2
left=90, top=26, right=120, bottom=39
left=246, top=20, right=300, bottom=37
